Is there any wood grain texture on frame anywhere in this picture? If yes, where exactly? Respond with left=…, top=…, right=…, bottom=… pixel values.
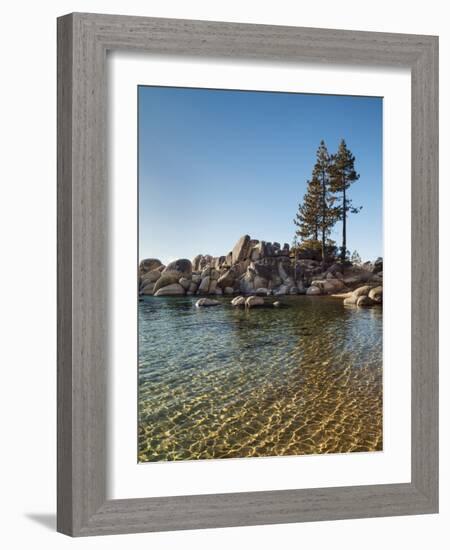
left=57, top=12, right=438, bottom=536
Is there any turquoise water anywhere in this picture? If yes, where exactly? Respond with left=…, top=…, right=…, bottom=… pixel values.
left=138, top=295, right=382, bottom=462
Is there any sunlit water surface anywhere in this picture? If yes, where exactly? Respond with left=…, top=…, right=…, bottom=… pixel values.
left=138, top=295, right=382, bottom=462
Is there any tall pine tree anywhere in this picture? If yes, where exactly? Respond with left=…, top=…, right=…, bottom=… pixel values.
left=293, top=176, right=321, bottom=243
left=329, top=139, right=361, bottom=263
left=312, top=140, right=337, bottom=261
left=293, top=141, right=338, bottom=261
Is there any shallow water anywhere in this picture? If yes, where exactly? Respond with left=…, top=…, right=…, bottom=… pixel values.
left=138, top=295, right=382, bottom=462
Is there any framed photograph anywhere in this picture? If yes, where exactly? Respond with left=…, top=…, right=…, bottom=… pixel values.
left=57, top=13, right=438, bottom=536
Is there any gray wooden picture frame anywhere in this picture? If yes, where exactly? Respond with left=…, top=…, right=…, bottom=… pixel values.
left=57, top=12, right=439, bottom=537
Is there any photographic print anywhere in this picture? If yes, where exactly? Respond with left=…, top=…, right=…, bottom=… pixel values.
left=138, top=86, right=383, bottom=463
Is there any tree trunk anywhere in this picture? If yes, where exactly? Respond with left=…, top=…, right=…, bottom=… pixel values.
left=341, top=186, right=347, bottom=263
left=321, top=171, right=326, bottom=261
left=293, top=249, right=297, bottom=283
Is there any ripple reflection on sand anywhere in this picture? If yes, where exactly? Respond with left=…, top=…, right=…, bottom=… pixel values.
left=138, top=296, right=382, bottom=462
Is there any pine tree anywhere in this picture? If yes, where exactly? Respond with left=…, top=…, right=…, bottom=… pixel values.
left=329, top=139, right=361, bottom=263
left=293, top=176, right=321, bottom=243
left=312, top=140, right=337, bottom=261
left=293, top=140, right=340, bottom=262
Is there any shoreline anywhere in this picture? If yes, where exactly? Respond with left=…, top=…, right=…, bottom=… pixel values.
left=139, top=234, right=383, bottom=308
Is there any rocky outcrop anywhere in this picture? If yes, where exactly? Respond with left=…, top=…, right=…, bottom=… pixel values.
left=141, top=282, right=155, bottom=295
left=178, top=277, right=191, bottom=290
left=311, top=279, right=342, bottom=294
left=192, top=254, right=212, bottom=272
left=369, top=286, right=383, bottom=303
left=138, top=235, right=382, bottom=305
left=361, top=257, right=383, bottom=274
left=232, top=234, right=251, bottom=264
left=139, top=258, right=163, bottom=275
left=255, top=288, right=269, bottom=296
left=141, top=269, right=162, bottom=284
left=342, top=282, right=382, bottom=307
left=274, top=284, right=289, bottom=296
left=153, top=274, right=181, bottom=293
left=352, top=285, right=372, bottom=298
left=162, top=259, right=192, bottom=279
left=209, top=280, right=218, bottom=294
left=198, top=276, right=211, bottom=295
left=217, top=267, right=237, bottom=289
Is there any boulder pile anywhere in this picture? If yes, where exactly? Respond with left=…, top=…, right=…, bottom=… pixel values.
left=138, top=235, right=383, bottom=307
left=341, top=284, right=383, bottom=307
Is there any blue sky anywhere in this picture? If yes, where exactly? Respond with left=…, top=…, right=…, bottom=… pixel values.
left=139, top=86, right=382, bottom=264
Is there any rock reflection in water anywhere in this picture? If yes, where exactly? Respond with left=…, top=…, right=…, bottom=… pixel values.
left=138, top=295, right=382, bottom=462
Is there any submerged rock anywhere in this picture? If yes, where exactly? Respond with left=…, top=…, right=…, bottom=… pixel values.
left=357, top=295, right=375, bottom=307
left=195, top=298, right=220, bottom=307
left=343, top=285, right=381, bottom=307
left=306, top=285, right=321, bottom=296
left=231, top=296, right=246, bottom=307
left=246, top=295, right=264, bottom=308
left=154, top=283, right=185, bottom=296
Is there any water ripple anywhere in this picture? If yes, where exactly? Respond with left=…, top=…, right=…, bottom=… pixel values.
left=138, top=295, right=382, bottom=461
